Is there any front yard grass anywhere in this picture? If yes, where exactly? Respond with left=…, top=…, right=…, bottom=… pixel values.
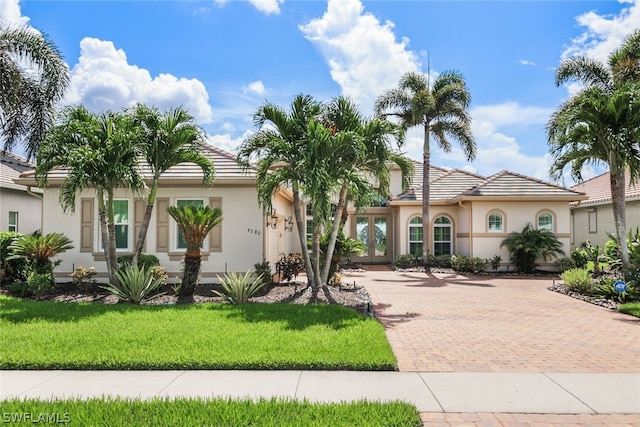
left=618, top=302, right=640, bottom=318
left=0, top=397, right=422, bottom=427
left=0, top=295, right=396, bottom=370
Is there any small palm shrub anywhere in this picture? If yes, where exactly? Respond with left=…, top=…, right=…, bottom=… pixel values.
left=102, top=264, right=165, bottom=304
left=394, top=254, right=416, bottom=269
left=117, top=254, right=160, bottom=269
left=560, top=268, right=594, bottom=295
left=214, top=271, right=265, bottom=304
left=500, top=224, right=564, bottom=273
left=8, top=233, right=73, bottom=287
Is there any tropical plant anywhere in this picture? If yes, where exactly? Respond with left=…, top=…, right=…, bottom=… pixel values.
left=579, top=241, right=603, bottom=275
left=571, top=248, right=589, bottom=269
left=128, top=104, right=214, bottom=266
left=8, top=233, right=73, bottom=288
left=319, top=228, right=366, bottom=282
left=561, top=268, right=594, bottom=295
left=214, top=271, right=265, bottom=304
left=548, top=30, right=640, bottom=272
left=102, top=264, right=165, bottom=304
left=375, top=71, right=476, bottom=270
left=489, top=255, right=502, bottom=271
left=594, top=277, right=639, bottom=303
left=275, top=253, right=304, bottom=283
left=450, top=255, right=488, bottom=274
left=117, top=254, right=160, bottom=270
left=500, top=223, right=565, bottom=273
left=0, top=231, right=28, bottom=285
left=70, top=266, right=97, bottom=292
left=554, top=257, right=576, bottom=273
left=0, top=25, right=70, bottom=159
left=253, top=261, right=273, bottom=287
left=238, top=94, right=323, bottom=286
left=394, top=254, right=416, bottom=269
left=36, top=106, right=146, bottom=285
left=167, top=204, right=222, bottom=296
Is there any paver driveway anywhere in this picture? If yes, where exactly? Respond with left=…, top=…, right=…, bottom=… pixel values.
left=345, top=268, right=640, bottom=373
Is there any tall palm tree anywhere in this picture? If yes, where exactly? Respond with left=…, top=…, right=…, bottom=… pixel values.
left=319, top=96, right=413, bottom=285
left=237, top=94, right=323, bottom=286
left=0, top=25, right=69, bottom=159
left=129, top=104, right=215, bottom=266
left=36, top=106, right=146, bottom=284
left=375, top=71, right=476, bottom=270
left=167, top=204, right=222, bottom=297
left=548, top=30, right=640, bottom=270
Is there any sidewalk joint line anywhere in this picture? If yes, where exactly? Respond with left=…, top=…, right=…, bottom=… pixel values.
left=293, top=370, right=303, bottom=398
left=417, top=372, right=445, bottom=413
left=541, top=372, right=598, bottom=414
left=154, top=370, right=187, bottom=397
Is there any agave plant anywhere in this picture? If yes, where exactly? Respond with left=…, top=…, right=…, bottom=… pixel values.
left=214, top=271, right=265, bottom=304
left=102, top=264, right=165, bottom=304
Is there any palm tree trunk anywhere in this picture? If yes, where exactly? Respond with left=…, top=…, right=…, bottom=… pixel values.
left=610, top=167, right=630, bottom=270
left=133, top=182, right=158, bottom=266
left=291, top=183, right=314, bottom=286
left=422, top=125, right=431, bottom=272
left=105, top=192, right=118, bottom=285
left=97, top=189, right=117, bottom=285
left=181, top=254, right=201, bottom=296
left=321, top=181, right=349, bottom=284
left=311, top=206, right=322, bottom=287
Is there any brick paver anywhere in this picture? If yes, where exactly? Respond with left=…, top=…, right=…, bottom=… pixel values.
left=346, top=269, right=640, bottom=373
left=346, top=268, right=640, bottom=426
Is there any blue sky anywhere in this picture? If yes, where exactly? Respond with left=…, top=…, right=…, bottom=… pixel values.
left=2, top=0, right=639, bottom=184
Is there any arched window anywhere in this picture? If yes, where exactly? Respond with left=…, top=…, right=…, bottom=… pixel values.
left=538, top=212, right=554, bottom=232
left=488, top=212, right=503, bottom=232
left=408, top=216, right=423, bottom=257
left=433, top=216, right=452, bottom=256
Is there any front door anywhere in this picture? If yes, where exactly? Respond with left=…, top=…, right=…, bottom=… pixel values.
left=352, top=214, right=391, bottom=264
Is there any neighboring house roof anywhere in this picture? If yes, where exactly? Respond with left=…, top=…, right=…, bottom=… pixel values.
left=392, top=167, right=586, bottom=204
left=16, top=144, right=255, bottom=186
left=570, top=171, right=640, bottom=207
left=0, top=151, right=42, bottom=193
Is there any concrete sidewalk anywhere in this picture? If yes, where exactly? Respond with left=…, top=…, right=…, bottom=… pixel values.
left=1, top=370, right=639, bottom=415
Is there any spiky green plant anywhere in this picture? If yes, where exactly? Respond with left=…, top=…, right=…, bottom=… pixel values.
left=500, top=223, right=564, bottom=273
left=214, top=271, right=265, bottom=304
left=102, top=264, right=165, bottom=304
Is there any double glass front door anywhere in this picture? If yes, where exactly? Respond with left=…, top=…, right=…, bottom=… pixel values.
left=352, top=215, right=391, bottom=263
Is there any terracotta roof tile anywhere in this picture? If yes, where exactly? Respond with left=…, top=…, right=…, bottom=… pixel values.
left=570, top=171, right=640, bottom=205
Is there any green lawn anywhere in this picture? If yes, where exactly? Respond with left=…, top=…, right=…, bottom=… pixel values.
left=0, top=296, right=396, bottom=370
left=0, top=397, right=422, bottom=427
left=618, top=302, right=640, bottom=318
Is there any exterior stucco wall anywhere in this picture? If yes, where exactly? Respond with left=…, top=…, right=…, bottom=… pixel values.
left=0, top=187, right=42, bottom=235
left=571, top=199, right=640, bottom=251
left=470, top=201, right=572, bottom=268
left=42, top=185, right=264, bottom=281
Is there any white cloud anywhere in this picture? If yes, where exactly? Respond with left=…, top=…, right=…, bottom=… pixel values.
left=472, top=102, right=553, bottom=128
left=242, top=80, right=267, bottom=96
left=561, top=0, right=640, bottom=63
left=299, top=0, right=420, bottom=114
left=214, top=0, right=283, bottom=15
left=0, top=0, right=29, bottom=27
left=519, top=59, right=536, bottom=66
left=206, top=129, right=253, bottom=154
left=65, top=37, right=213, bottom=123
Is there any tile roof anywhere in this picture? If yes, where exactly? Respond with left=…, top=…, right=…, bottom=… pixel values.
left=392, top=167, right=585, bottom=203
left=1, top=152, right=35, bottom=189
left=17, top=144, right=255, bottom=184
left=570, top=171, right=640, bottom=205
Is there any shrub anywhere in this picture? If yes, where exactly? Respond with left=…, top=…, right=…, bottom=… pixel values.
left=500, top=224, right=564, bottom=273
left=489, top=255, right=502, bottom=271
left=70, top=266, right=97, bottom=291
left=254, top=261, right=273, bottom=287
left=560, top=268, right=594, bottom=295
left=150, top=266, right=169, bottom=284
left=102, top=264, right=165, bottom=304
left=117, top=254, right=160, bottom=269
left=450, top=255, right=488, bottom=274
left=214, top=271, right=265, bottom=304
left=27, top=271, right=55, bottom=296
left=571, top=248, right=589, bottom=269
left=394, top=254, right=416, bottom=269
left=7, top=281, right=29, bottom=297
left=554, top=257, right=576, bottom=273
left=604, top=239, right=620, bottom=262
left=0, top=231, right=28, bottom=285
left=593, top=278, right=639, bottom=303
left=275, top=253, right=304, bottom=283
left=428, top=254, right=453, bottom=268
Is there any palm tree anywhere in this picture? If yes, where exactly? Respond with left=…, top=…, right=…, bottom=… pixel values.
left=500, top=223, right=565, bottom=273
left=167, top=204, right=222, bottom=297
left=0, top=25, right=69, bottom=159
left=375, top=71, right=476, bottom=270
left=318, top=96, right=413, bottom=285
left=237, top=94, right=323, bottom=286
left=36, top=106, right=146, bottom=284
left=548, top=30, right=640, bottom=270
left=129, top=104, right=214, bottom=266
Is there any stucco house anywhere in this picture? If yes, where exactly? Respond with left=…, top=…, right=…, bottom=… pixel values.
left=0, top=152, right=42, bottom=235
left=17, top=146, right=587, bottom=279
left=569, top=171, right=640, bottom=251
